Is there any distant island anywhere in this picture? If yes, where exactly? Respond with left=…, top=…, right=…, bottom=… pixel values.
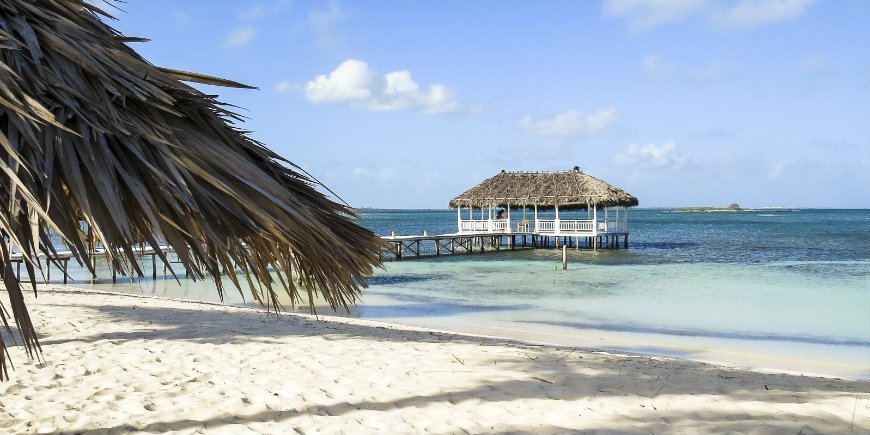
left=670, top=203, right=797, bottom=213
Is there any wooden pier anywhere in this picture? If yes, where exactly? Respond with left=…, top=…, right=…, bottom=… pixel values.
left=6, top=230, right=630, bottom=284
left=9, top=252, right=74, bottom=284
left=7, top=245, right=193, bottom=285
left=381, top=230, right=628, bottom=260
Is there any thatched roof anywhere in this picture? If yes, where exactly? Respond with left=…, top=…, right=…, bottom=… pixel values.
left=449, top=167, right=639, bottom=210
left=0, top=0, right=383, bottom=379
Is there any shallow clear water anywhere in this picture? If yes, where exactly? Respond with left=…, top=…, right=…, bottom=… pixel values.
left=57, top=209, right=870, bottom=379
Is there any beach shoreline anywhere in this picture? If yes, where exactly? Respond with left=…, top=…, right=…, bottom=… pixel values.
left=1, top=285, right=868, bottom=433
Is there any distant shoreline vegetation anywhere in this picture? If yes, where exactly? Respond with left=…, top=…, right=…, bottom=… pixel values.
left=353, top=206, right=807, bottom=212
left=669, top=204, right=799, bottom=213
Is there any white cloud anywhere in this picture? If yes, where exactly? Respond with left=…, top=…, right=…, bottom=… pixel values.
left=799, top=56, right=831, bottom=78
left=605, top=0, right=816, bottom=31
left=305, top=59, right=374, bottom=103
left=603, top=0, right=706, bottom=30
left=304, top=59, right=463, bottom=114
left=306, top=0, right=347, bottom=49
left=172, top=10, right=190, bottom=26
left=713, top=0, right=816, bottom=30
left=274, top=81, right=297, bottom=93
left=309, top=0, right=346, bottom=31
left=615, top=141, right=688, bottom=169
left=644, top=54, right=736, bottom=82
left=686, top=61, right=727, bottom=81
left=767, top=161, right=786, bottom=179
left=239, top=4, right=267, bottom=20
left=236, top=0, right=290, bottom=21
left=224, top=26, right=256, bottom=48
left=520, top=109, right=617, bottom=137
left=643, top=54, right=677, bottom=78
left=238, top=1, right=290, bottom=20
left=352, top=167, right=396, bottom=183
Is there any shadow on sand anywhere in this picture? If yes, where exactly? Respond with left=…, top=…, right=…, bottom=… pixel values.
left=20, top=290, right=870, bottom=433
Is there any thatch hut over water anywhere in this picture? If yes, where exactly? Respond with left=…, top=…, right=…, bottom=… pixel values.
left=0, top=0, right=382, bottom=378
left=449, top=167, right=638, bottom=237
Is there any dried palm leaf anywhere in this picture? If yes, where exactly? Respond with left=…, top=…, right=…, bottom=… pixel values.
left=0, top=0, right=384, bottom=380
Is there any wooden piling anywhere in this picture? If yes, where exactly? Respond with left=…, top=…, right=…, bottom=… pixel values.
left=562, top=245, right=567, bottom=270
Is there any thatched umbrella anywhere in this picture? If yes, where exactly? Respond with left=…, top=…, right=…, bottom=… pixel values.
left=449, top=166, right=639, bottom=210
left=0, top=0, right=383, bottom=379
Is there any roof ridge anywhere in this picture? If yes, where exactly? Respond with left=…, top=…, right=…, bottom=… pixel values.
left=499, top=168, right=584, bottom=174
left=449, top=168, right=638, bottom=209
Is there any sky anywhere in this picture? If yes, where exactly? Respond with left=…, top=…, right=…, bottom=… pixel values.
left=106, top=0, right=869, bottom=208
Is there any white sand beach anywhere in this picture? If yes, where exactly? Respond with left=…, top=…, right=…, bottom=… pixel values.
left=2, top=286, right=868, bottom=434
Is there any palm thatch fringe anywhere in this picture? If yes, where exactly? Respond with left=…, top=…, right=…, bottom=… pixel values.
left=449, top=167, right=639, bottom=210
left=0, top=0, right=384, bottom=380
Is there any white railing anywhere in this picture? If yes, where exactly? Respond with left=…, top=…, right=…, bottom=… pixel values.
left=537, top=220, right=556, bottom=232
left=560, top=220, right=594, bottom=232
left=598, top=220, right=627, bottom=233
left=459, top=218, right=627, bottom=234
left=458, top=219, right=511, bottom=233
left=459, top=220, right=490, bottom=232
left=491, top=221, right=509, bottom=232
left=514, top=221, right=532, bottom=233
left=534, top=219, right=628, bottom=234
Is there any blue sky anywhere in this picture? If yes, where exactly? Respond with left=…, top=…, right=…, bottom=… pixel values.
left=108, top=0, right=869, bottom=208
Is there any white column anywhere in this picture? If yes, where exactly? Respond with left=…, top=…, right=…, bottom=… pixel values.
left=554, top=204, right=561, bottom=235
left=457, top=207, right=462, bottom=234
left=487, top=204, right=493, bottom=232
left=604, top=207, right=609, bottom=232
left=534, top=204, right=539, bottom=234
left=593, top=204, right=598, bottom=236
left=506, top=203, right=511, bottom=233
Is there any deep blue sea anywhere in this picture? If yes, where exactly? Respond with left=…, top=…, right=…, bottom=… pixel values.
left=66, top=209, right=870, bottom=379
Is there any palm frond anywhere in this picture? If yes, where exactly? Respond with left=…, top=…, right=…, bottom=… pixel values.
left=0, top=0, right=385, bottom=380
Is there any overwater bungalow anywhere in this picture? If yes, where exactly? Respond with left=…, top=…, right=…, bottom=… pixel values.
left=449, top=167, right=638, bottom=248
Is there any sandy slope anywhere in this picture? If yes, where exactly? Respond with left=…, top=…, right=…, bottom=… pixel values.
left=1, top=286, right=868, bottom=434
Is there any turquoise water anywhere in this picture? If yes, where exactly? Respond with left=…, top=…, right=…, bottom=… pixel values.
left=60, top=209, right=870, bottom=379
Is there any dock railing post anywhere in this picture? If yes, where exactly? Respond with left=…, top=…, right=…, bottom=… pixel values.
left=592, top=204, right=598, bottom=251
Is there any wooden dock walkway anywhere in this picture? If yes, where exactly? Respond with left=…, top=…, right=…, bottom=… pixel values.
left=9, top=252, right=74, bottom=284
left=381, top=230, right=628, bottom=260
left=4, top=230, right=629, bottom=283
left=7, top=245, right=183, bottom=285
